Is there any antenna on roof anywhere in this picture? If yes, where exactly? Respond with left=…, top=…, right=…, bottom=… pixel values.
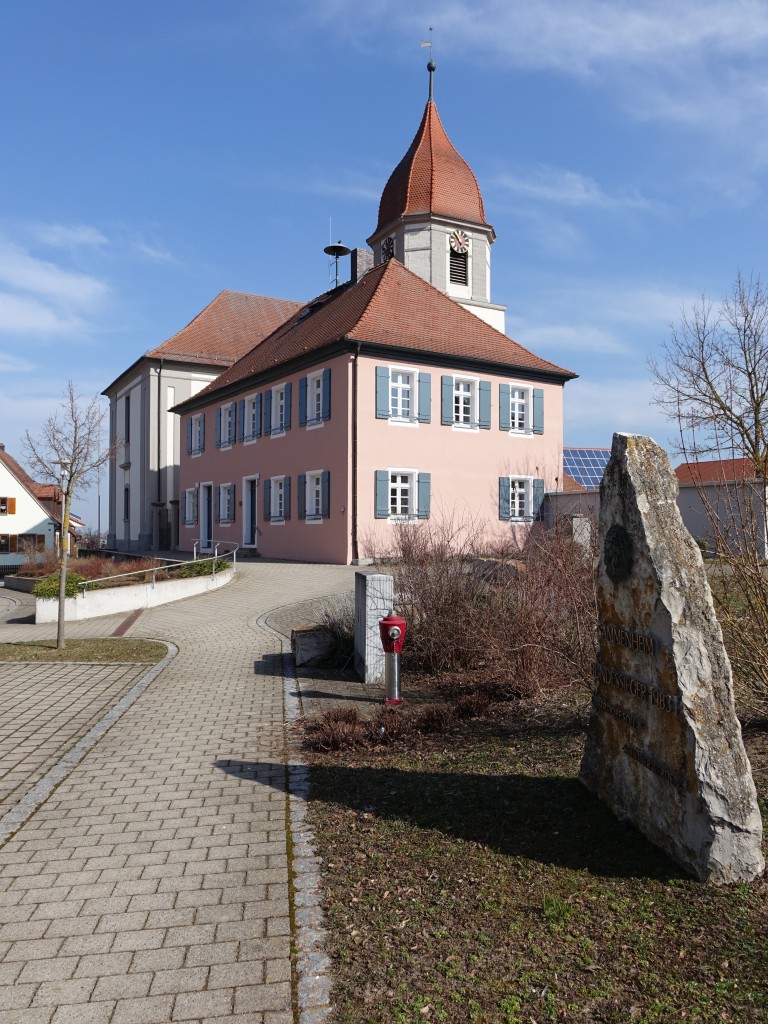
left=324, top=241, right=351, bottom=288
left=420, top=27, right=435, bottom=99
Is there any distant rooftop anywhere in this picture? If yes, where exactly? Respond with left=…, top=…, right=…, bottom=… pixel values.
left=563, top=447, right=611, bottom=490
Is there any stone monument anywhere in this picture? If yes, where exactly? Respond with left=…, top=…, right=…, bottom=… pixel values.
left=580, top=433, right=764, bottom=884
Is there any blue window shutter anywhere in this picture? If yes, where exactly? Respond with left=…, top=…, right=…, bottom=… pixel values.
left=441, top=375, right=453, bottom=424
left=215, top=408, right=222, bottom=448
left=479, top=380, right=491, bottom=429
left=284, top=475, right=291, bottom=519
left=299, top=378, right=307, bottom=427
left=532, top=478, right=545, bottom=520
left=322, top=368, right=331, bottom=421
left=263, top=479, right=271, bottom=521
left=200, top=414, right=205, bottom=450
left=229, top=402, right=237, bottom=443
left=376, top=367, right=390, bottom=418
left=417, top=473, right=431, bottom=519
left=229, top=483, right=236, bottom=522
left=254, top=394, right=262, bottom=437
left=375, top=471, right=389, bottom=518
left=417, top=372, right=431, bottom=423
left=264, top=390, right=272, bottom=435
left=499, top=384, right=511, bottom=431
left=237, top=400, right=245, bottom=442
left=192, top=490, right=198, bottom=524
left=284, top=383, right=292, bottom=430
left=297, top=474, right=306, bottom=519
left=186, top=418, right=192, bottom=454
left=498, top=477, right=510, bottom=520
left=533, top=388, right=544, bottom=435
left=214, top=485, right=221, bottom=523
left=321, top=470, right=330, bottom=517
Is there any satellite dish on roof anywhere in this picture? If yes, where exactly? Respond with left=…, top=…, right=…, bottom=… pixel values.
left=324, top=241, right=351, bottom=287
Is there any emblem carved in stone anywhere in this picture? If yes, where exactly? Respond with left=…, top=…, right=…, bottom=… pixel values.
left=604, top=523, right=633, bottom=582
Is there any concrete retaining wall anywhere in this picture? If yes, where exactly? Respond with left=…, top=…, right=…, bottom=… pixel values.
left=34, top=567, right=234, bottom=623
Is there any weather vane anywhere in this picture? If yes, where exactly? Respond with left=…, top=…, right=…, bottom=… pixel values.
left=420, top=26, right=435, bottom=99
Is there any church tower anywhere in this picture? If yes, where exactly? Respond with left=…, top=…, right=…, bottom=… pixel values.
left=367, top=61, right=506, bottom=333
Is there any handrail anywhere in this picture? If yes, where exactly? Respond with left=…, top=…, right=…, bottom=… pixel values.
left=76, top=544, right=239, bottom=593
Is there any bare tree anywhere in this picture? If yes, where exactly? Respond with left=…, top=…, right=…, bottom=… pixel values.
left=22, top=382, right=112, bottom=649
left=650, top=272, right=768, bottom=719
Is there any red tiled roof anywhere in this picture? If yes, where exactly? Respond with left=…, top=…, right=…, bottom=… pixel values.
left=560, top=472, right=586, bottom=493
left=675, top=457, right=755, bottom=485
left=186, top=260, right=574, bottom=405
left=376, top=100, right=489, bottom=233
left=145, top=290, right=302, bottom=367
left=0, top=448, right=62, bottom=506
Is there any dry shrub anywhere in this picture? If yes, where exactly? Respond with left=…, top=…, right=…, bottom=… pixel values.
left=386, top=511, right=598, bottom=700
left=453, top=691, right=492, bottom=719
left=371, top=706, right=410, bottom=744
left=304, top=707, right=368, bottom=751
left=411, top=702, right=454, bottom=734
left=317, top=593, right=356, bottom=668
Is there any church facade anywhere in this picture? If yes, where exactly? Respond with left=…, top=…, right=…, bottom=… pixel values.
left=171, top=68, right=576, bottom=564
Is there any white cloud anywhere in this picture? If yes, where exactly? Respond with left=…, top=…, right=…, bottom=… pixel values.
left=0, top=351, right=37, bottom=374
left=131, top=240, right=178, bottom=265
left=0, top=293, right=84, bottom=336
left=564, top=376, right=672, bottom=444
left=0, top=238, right=107, bottom=308
left=494, top=165, right=655, bottom=211
left=32, top=224, right=109, bottom=250
left=520, top=324, right=629, bottom=355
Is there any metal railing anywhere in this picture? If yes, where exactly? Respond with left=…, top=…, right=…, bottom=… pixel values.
left=76, top=543, right=238, bottom=594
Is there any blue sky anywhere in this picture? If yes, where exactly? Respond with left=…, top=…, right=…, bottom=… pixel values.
left=2, top=1, right=768, bottom=528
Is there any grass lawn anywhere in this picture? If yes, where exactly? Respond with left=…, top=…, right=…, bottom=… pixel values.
left=305, top=692, right=768, bottom=1024
left=0, top=639, right=168, bottom=663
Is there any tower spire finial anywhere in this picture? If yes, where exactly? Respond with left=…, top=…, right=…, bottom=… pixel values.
left=420, top=27, right=435, bottom=100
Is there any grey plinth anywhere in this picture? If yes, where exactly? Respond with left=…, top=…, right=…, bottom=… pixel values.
left=354, top=571, right=394, bottom=685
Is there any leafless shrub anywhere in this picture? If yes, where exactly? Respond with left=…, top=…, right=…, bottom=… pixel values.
left=411, top=702, right=454, bottom=734
left=316, top=593, right=356, bottom=668
left=371, top=706, right=410, bottom=744
left=453, top=692, right=492, bottom=719
left=381, top=510, right=598, bottom=698
left=304, top=707, right=368, bottom=751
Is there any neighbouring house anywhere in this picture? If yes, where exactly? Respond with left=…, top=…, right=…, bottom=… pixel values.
left=0, top=443, right=66, bottom=574
left=171, top=66, right=577, bottom=564
left=674, top=457, right=767, bottom=558
left=102, top=290, right=301, bottom=552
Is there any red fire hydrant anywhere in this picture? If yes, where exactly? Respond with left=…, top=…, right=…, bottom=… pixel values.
left=379, top=611, right=407, bottom=705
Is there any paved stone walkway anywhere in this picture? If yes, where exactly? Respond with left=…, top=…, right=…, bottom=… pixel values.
left=0, top=561, right=356, bottom=1024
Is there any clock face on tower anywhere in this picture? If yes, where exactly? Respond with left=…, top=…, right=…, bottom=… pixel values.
left=449, top=229, right=470, bottom=254
left=381, top=237, right=395, bottom=261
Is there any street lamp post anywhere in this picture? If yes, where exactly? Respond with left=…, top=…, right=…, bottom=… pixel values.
left=56, top=459, right=71, bottom=650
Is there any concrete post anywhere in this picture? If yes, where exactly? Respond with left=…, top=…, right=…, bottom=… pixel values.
left=354, top=571, right=394, bottom=685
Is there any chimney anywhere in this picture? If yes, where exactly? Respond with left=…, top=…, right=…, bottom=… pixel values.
left=0, top=442, right=5, bottom=451
left=350, top=247, right=374, bottom=283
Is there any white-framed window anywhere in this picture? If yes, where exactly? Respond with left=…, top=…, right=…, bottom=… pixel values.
left=189, top=413, right=204, bottom=455
left=390, top=370, right=413, bottom=420
left=390, top=472, right=413, bottom=518
left=308, top=373, right=323, bottom=426
left=274, top=385, right=287, bottom=433
left=374, top=469, right=431, bottom=521
left=376, top=367, right=430, bottom=425
left=500, top=383, right=543, bottom=435
left=307, top=471, right=322, bottom=520
left=217, top=483, right=235, bottom=525
left=271, top=476, right=286, bottom=521
left=510, top=387, right=529, bottom=432
left=244, top=394, right=260, bottom=442
left=184, top=487, right=198, bottom=526
left=453, top=378, right=474, bottom=426
left=499, top=476, right=544, bottom=523
left=218, top=403, right=235, bottom=448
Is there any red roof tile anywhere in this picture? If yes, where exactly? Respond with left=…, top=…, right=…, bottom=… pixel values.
left=0, top=448, right=61, bottom=505
left=376, top=100, right=489, bottom=233
left=185, top=260, right=574, bottom=405
left=145, top=290, right=301, bottom=367
left=675, top=457, right=755, bottom=485
left=560, top=472, right=586, bottom=493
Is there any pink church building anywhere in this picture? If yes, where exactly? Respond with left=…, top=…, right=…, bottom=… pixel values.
left=173, top=66, right=576, bottom=564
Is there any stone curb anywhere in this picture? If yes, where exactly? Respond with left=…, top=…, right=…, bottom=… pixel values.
left=257, top=608, right=334, bottom=1024
left=0, top=640, right=178, bottom=847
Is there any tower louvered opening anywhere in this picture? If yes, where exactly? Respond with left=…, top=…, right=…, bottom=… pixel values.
left=449, top=248, right=468, bottom=285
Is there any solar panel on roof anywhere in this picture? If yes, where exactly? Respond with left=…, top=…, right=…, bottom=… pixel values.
left=563, top=447, right=611, bottom=489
